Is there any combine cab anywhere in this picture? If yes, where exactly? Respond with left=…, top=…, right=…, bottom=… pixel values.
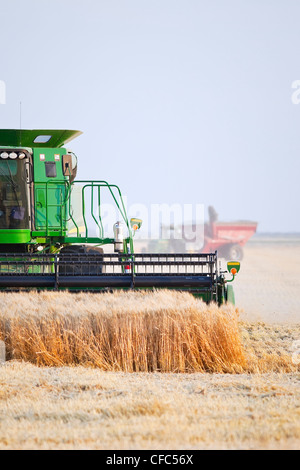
left=0, top=129, right=239, bottom=304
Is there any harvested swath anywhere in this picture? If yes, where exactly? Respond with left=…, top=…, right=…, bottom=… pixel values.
left=0, top=290, right=246, bottom=373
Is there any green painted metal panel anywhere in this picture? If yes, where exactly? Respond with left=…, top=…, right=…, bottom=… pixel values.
left=33, top=147, right=66, bottom=182
left=226, top=284, right=235, bottom=305
left=33, top=148, right=68, bottom=233
left=0, top=229, right=31, bottom=244
left=0, top=129, right=82, bottom=148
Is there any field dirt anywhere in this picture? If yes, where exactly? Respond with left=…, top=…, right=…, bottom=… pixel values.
left=232, top=241, right=300, bottom=324
left=0, top=241, right=299, bottom=450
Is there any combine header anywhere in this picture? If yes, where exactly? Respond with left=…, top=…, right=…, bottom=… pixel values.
left=0, top=129, right=239, bottom=304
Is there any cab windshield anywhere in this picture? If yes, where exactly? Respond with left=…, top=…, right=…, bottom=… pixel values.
left=0, top=159, right=30, bottom=229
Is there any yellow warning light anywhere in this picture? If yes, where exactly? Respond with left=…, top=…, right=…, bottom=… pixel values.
left=130, top=218, right=142, bottom=231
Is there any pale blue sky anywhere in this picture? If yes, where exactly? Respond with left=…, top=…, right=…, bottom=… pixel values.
left=0, top=0, right=300, bottom=232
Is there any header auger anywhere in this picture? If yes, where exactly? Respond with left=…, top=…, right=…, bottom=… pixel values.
left=0, top=129, right=239, bottom=304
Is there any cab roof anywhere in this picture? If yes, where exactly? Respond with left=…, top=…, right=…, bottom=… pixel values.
left=0, top=129, right=82, bottom=148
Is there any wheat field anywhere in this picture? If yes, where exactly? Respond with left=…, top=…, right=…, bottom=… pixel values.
left=1, top=362, right=299, bottom=450
left=0, top=242, right=299, bottom=449
left=0, top=289, right=298, bottom=374
left=0, top=290, right=246, bottom=373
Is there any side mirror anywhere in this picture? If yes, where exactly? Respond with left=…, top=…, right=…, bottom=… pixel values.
left=227, top=261, right=240, bottom=276
left=130, top=218, right=142, bottom=231
left=62, top=154, right=72, bottom=176
left=62, top=154, right=77, bottom=183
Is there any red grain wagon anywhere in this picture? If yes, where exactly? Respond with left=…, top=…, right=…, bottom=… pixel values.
left=202, top=207, right=257, bottom=260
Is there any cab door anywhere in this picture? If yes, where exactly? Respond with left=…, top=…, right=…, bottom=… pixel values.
left=33, top=149, right=67, bottom=234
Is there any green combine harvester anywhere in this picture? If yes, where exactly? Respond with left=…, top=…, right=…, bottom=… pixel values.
left=0, top=129, right=239, bottom=303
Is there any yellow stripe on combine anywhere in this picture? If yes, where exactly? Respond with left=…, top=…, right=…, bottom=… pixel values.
left=68, top=226, right=86, bottom=234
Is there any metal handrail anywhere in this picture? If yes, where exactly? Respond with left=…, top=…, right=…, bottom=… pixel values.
left=36, top=179, right=133, bottom=249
